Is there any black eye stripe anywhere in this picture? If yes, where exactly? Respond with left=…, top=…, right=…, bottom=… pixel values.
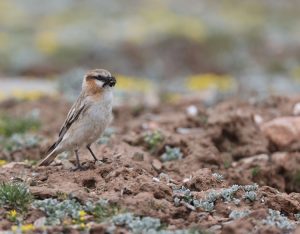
left=94, top=75, right=115, bottom=81
left=94, top=75, right=107, bottom=81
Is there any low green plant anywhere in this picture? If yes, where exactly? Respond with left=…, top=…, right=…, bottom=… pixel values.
left=33, top=198, right=119, bottom=225
left=143, top=131, right=164, bottom=152
left=212, top=173, right=224, bottom=182
left=0, top=182, right=33, bottom=211
left=251, top=166, right=261, bottom=177
left=291, top=170, right=300, bottom=188
left=0, top=133, right=41, bottom=152
left=223, top=160, right=231, bottom=169
left=32, top=198, right=82, bottom=225
left=194, top=200, right=214, bottom=212
left=160, top=146, right=183, bottom=162
left=173, top=186, right=193, bottom=205
left=229, top=210, right=250, bottom=220
left=243, top=191, right=257, bottom=202
left=112, top=213, right=208, bottom=234
left=244, top=184, right=258, bottom=192
left=220, top=185, right=240, bottom=202
left=85, top=199, right=119, bottom=222
left=173, top=184, right=260, bottom=215
left=263, top=209, right=295, bottom=230
left=112, top=213, right=162, bottom=233
left=173, top=186, right=216, bottom=212
left=0, top=115, right=40, bottom=137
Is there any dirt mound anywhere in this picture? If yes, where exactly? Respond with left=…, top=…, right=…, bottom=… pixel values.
left=0, top=96, right=300, bottom=233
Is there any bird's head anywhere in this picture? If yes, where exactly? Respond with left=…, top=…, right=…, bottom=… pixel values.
left=83, top=69, right=116, bottom=93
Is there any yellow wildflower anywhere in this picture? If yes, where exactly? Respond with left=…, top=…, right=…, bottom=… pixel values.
left=186, top=73, right=235, bottom=92
left=116, top=75, right=152, bottom=92
left=20, top=224, right=35, bottom=232
left=7, top=210, right=18, bottom=222
left=292, top=66, right=300, bottom=81
left=8, top=210, right=17, bottom=217
left=12, top=89, right=44, bottom=101
left=36, top=30, right=58, bottom=55
left=79, top=210, right=87, bottom=217
left=79, top=223, right=86, bottom=230
left=0, top=159, right=7, bottom=166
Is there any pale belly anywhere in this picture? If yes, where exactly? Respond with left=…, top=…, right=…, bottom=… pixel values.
left=59, top=103, right=112, bottom=150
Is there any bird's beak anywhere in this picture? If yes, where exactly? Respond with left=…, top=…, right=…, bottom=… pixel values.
left=108, top=76, right=116, bottom=87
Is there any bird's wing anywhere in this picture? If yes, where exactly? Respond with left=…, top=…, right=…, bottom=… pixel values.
left=59, top=94, right=86, bottom=138
left=47, top=92, right=89, bottom=153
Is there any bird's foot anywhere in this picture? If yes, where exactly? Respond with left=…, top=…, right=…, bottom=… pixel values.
left=70, top=164, right=87, bottom=171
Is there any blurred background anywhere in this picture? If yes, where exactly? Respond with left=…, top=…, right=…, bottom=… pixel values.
left=1, top=0, right=300, bottom=104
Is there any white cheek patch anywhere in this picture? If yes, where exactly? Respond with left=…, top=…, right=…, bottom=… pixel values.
left=95, top=80, right=104, bottom=87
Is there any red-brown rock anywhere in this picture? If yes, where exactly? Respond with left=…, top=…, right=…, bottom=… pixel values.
left=261, top=117, right=300, bottom=148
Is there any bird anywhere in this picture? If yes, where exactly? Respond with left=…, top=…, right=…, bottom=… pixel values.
left=37, top=69, right=116, bottom=170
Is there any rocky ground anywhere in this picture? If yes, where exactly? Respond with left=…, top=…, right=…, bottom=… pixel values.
left=0, top=96, right=300, bottom=234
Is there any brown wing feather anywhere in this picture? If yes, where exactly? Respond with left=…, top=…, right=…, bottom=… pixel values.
left=47, top=92, right=87, bottom=153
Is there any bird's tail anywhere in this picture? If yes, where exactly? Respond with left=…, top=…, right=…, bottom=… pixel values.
left=37, top=149, right=59, bottom=167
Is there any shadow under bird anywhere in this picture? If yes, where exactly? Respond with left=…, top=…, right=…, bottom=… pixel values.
left=37, top=69, right=116, bottom=170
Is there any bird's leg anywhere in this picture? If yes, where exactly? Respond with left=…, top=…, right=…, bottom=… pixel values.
left=86, top=144, right=99, bottom=163
left=72, top=149, right=83, bottom=171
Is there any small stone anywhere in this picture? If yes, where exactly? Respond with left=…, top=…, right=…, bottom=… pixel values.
left=176, top=128, right=191, bottom=134
left=253, top=114, right=263, bottom=125
left=261, top=116, right=300, bottom=148
left=2, top=162, right=27, bottom=169
left=240, top=154, right=269, bottom=164
left=34, top=217, right=46, bottom=227
left=31, top=172, right=39, bottom=177
left=39, top=174, right=48, bottom=182
left=61, top=160, right=74, bottom=170
left=183, top=178, right=191, bottom=183
left=186, top=105, right=198, bottom=117
left=293, top=103, right=300, bottom=115
left=271, top=152, right=287, bottom=166
left=152, top=177, right=160, bottom=182
left=159, top=173, right=170, bottom=183
left=152, top=159, right=162, bottom=171
left=95, top=160, right=104, bottom=166
left=208, top=225, right=222, bottom=232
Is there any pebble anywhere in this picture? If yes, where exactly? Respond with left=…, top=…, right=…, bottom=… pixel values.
left=34, top=217, right=46, bottom=228
left=261, top=116, right=300, bottom=147
left=253, top=114, right=263, bottom=125
left=152, top=159, right=162, bottom=171
left=61, top=160, right=74, bottom=170
left=293, top=102, right=300, bottom=115
left=186, top=105, right=198, bottom=117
